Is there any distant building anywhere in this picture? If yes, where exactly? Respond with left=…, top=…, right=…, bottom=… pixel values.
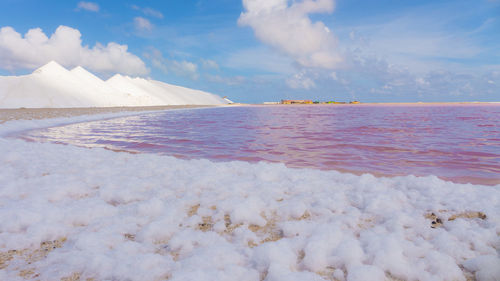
left=263, top=102, right=280, bottom=105
left=323, top=101, right=346, bottom=104
left=281, top=99, right=313, bottom=104
left=350, top=101, right=360, bottom=104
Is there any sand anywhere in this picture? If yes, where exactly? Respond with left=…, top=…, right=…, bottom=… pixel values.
left=0, top=105, right=220, bottom=124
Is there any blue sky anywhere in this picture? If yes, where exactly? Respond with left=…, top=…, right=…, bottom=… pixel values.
left=0, top=0, right=499, bottom=103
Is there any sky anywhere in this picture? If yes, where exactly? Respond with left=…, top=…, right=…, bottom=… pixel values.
left=0, top=0, right=499, bottom=103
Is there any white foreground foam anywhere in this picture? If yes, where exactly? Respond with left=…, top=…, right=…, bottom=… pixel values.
left=0, top=114, right=499, bottom=281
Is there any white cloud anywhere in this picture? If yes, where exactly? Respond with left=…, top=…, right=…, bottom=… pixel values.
left=0, top=25, right=148, bottom=76
left=134, top=17, right=153, bottom=31
left=131, top=5, right=164, bottom=19
left=331, top=71, right=338, bottom=80
left=330, top=71, right=349, bottom=85
left=144, top=48, right=199, bottom=80
left=142, top=8, right=164, bottom=19
left=206, top=74, right=245, bottom=85
left=336, top=4, right=491, bottom=75
left=201, top=59, right=219, bottom=70
left=76, top=1, right=100, bottom=12
left=173, top=61, right=198, bottom=79
left=286, top=71, right=316, bottom=89
left=238, top=0, right=342, bottom=69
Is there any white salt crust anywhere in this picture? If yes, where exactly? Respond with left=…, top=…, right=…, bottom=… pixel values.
left=0, top=115, right=499, bottom=281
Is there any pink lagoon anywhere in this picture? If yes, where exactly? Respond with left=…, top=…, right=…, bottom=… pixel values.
left=23, top=103, right=500, bottom=185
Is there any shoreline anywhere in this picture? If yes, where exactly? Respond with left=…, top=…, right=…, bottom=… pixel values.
left=0, top=105, right=224, bottom=124
left=1, top=101, right=498, bottom=123
left=256, top=102, right=500, bottom=106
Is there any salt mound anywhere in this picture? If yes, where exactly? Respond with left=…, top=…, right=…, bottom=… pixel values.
left=0, top=61, right=100, bottom=108
left=33, top=60, right=69, bottom=76
left=0, top=61, right=228, bottom=108
left=149, top=79, right=227, bottom=105
left=70, top=66, right=106, bottom=86
left=69, top=66, right=135, bottom=107
left=106, top=74, right=227, bottom=106
left=106, top=74, right=166, bottom=106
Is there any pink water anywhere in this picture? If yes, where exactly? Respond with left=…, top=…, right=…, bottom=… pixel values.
left=24, top=104, right=500, bottom=185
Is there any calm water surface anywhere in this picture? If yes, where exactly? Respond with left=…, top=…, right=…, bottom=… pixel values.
left=24, top=104, right=500, bottom=185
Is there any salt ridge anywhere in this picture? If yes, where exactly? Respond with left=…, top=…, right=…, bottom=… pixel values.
left=0, top=61, right=227, bottom=108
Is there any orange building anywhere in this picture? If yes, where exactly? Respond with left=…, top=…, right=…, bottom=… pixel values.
left=281, top=99, right=313, bottom=104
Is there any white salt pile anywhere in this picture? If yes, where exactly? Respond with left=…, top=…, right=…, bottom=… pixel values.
left=0, top=61, right=227, bottom=108
left=0, top=113, right=499, bottom=281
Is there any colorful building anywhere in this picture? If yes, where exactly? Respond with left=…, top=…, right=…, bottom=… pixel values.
left=281, top=100, right=314, bottom=104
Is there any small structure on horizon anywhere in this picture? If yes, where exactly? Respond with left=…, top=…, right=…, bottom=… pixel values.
left=323, top=101, right=346, bottom=104
left=223, top=96, right=234, bottom=104
left=281, top=99, right=313, bottom=104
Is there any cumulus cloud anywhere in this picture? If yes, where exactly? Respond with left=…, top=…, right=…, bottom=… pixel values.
left=330, top=71, right=349, bottom=85
left=0, top=25, right=148, bottom=76
left=173, top=61, right=198, bottom=79
left=144, top=48, right=199, bottom=80
left=286, top=71, right=316, bottom=89
left=238, top=0, right=342, bottom=69
left=76, top=1, right=99, bottom=12
left=134, top=17, right=153, bottom=31
left=326, top=50, right=500, bottom=101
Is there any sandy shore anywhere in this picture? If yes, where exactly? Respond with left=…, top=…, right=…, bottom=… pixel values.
left=0, top=105, right=219, bottom=124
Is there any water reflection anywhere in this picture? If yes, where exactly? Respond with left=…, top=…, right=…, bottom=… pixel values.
left=23, top=104, right=500, bottom=185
